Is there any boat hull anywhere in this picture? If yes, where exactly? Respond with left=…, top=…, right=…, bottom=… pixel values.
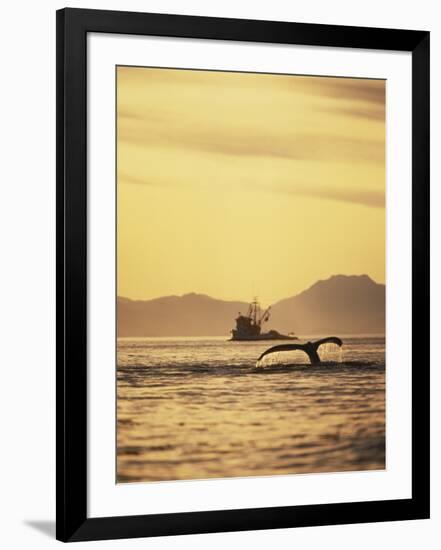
left=229, top=333, right=298, bottom=341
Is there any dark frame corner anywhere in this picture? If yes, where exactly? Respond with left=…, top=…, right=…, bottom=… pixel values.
left=56, top=8, right=430, bottom=542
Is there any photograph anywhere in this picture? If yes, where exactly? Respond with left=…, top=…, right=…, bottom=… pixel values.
left=0, top=0, right=434, bottom=546
left=116, top=66, right=386, bottom=483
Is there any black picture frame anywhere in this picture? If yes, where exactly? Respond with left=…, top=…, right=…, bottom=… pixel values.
left=56, top=7, right=430, bottom=543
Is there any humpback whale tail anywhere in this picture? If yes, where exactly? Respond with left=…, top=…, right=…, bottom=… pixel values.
left=257, top=337, right=343, bottom=365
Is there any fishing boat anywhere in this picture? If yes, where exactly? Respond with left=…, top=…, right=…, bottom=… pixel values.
left=230, top=298, right=297, bottom=341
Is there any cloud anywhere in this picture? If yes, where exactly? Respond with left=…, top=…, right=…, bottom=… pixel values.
left=118, top=66, right=385, bottom=104
left=117, top=69, right=385, bottom=166
left=117, top=67, right=385, bottom=209
left=269, top=181, right=385, bottom=208
left=325, top=105, right=385, bottom=122
left=118, top=114, right=384, bottom=164
left=294, top=76, right=385, bottom=105
left=293, top=77, right=385, bottom=122
left=118, top=172, right=157, bottom=186
left=118, top=140, right=384, bottom=209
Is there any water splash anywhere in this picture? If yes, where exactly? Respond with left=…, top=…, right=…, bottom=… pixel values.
left=339, top=347, right=344, bottom=363
left=257, top=343, right=344, bottom=368
left=318, top=343, right=343, bottom=363
left=256, top=352, right=283, bottom=368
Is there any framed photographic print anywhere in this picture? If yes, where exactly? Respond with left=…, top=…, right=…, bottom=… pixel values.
left=56, top=8, right=430, bottom=542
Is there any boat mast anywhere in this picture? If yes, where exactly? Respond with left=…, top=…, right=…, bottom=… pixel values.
left=252, top=297, right=259, bottom=326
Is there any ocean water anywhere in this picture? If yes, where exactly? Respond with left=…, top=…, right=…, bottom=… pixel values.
left=117, top=336, right=385, bottom=483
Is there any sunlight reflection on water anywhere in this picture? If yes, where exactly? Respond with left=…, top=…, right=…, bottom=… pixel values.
left=117, top=335, right=385, bottom=483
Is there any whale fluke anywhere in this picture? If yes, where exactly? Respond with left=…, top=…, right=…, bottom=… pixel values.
left=258, top=337, right=343, bottom=365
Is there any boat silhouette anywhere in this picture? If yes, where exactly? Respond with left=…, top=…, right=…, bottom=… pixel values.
left=230, top=298, right=297, bottom=341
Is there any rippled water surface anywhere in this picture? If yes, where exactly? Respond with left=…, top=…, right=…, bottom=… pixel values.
left=117, top=336, right=385, bottom=482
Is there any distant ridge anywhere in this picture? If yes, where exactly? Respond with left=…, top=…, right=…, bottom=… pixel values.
left=117, top=293, right=248, bottom=337
left=117, top=275, right=385, bottom=337
left=271, top=274, right=384, bottom=335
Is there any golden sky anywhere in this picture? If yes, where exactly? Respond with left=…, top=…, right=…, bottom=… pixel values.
left=117, top=66, right=385, bottom=305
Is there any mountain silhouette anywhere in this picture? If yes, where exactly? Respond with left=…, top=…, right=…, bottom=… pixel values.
left=117, top=293, right=248, bottom=337
left=117, top=275, right=385, bottom=337
left=271, top=274, right=384, bottom=335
